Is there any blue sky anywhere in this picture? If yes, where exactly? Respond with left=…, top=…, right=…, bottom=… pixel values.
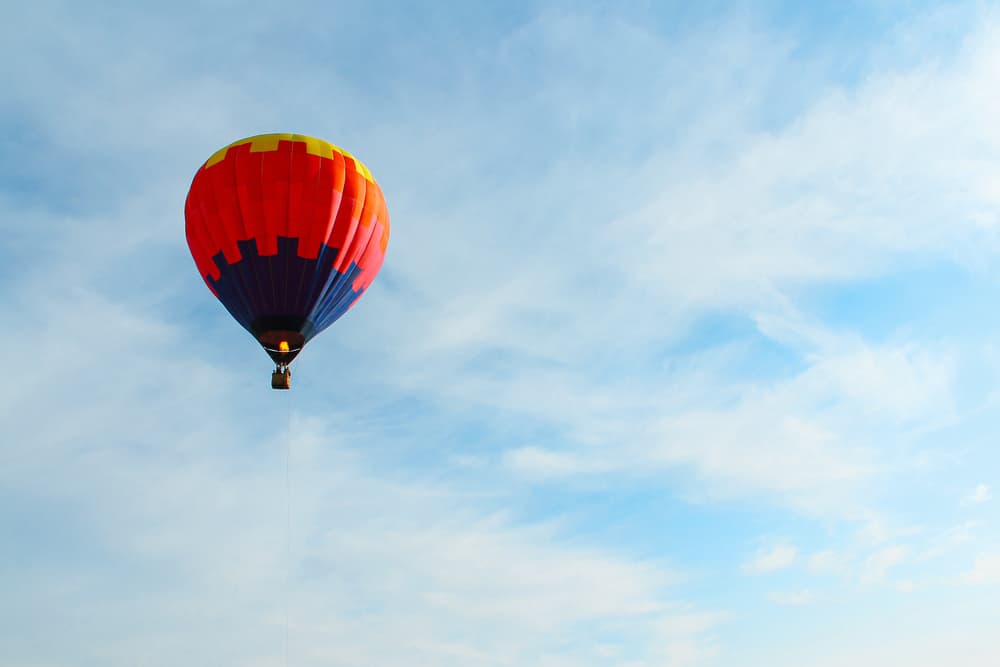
left=3, top=1, right=1000, bottom=665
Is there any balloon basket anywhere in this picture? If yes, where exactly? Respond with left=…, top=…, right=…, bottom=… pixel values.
left=271, top=367, right=291, bottom=390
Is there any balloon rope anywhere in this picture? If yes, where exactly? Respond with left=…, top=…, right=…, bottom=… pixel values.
left=285, top=391, right=292, bottom=667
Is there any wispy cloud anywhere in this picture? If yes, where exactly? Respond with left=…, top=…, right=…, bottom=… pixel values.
left=961, top=553, right=1000, bottom=586
left=743, top=543, right=799, bottom=575
left=6, top=2, right=1000, bottom=666
left=860, top=545, right=910, bottom=584
left=807, top=550, right=851, bottom=576
left=767, top=590, right=815, bottom=606
left=963, top=483, right=992, bottom=506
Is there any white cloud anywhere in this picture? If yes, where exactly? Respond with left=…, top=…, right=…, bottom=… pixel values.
left=919, top=520, right=985, bottom=561
left=481, top=319, right=950, bottom=518
left=743, top=544, right=799, bottom=575
left=6, top=3, right=1000, bottom=666
left=963, top=483, right=992, bottom=505
left=0, top=202, right=718, bottom=667
left=807, top=550, right=850, bottom=576
left=0, top=342, right=710, bottom=667
left=649, top=611, right=729, bottom=667
left=503, top=446, right=600, bottom=479
left=962, top=553, right=1000, bottom=585
left=860, top=545, right=910, bottom=584
left=290, top=1, right=982, bottom=526
left=767, top=590, right=815, bottom=606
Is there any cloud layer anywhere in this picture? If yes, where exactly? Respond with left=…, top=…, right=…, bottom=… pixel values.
left=3, top=2, right=1000, bottom=666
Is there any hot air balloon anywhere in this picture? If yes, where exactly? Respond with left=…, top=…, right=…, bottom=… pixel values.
left=185, top=133, right=390, bottom=389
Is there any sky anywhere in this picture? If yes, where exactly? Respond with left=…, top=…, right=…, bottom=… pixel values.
left=2, top=1, right=1000, bottom=665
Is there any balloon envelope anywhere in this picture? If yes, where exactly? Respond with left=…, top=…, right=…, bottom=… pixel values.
left=185, top=133, right=390, bottom=366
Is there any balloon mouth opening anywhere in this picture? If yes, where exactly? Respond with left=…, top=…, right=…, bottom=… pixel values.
left=259, top=330, right=305, bottom=365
